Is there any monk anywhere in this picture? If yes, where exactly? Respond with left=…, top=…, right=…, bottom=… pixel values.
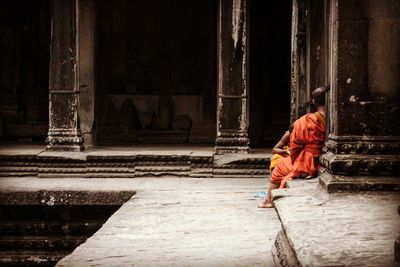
left=269, top=124, right=294, bottom=173
left=258, top=87, right=327, bottom=208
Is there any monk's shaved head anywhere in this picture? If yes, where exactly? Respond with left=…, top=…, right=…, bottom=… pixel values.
left=310, top=86, right=328, bottom=106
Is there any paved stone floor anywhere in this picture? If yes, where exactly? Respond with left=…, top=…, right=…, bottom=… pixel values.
left=0, top=177, right=279, bottom=266
left=273, top=184, right=400, bottom=267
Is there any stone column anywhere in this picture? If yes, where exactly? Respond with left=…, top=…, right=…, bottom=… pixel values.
left=215, top=0, right=249, bottom=154
left=46, top=0, right=83, bottom=151
left=320, top=0, right=400, bottom=191
left=290, top=0, right=308, bottom=123
left=78, top=0, right=95, bottom=149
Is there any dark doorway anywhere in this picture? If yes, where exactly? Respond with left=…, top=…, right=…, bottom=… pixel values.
left=249, top=0, right=292, bottom=147
left=95, top=0, right=218, bottom=145
left=0, top=0, right=50, bottom=142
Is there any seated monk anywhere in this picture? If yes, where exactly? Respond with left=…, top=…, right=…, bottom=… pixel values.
left=269, top=124, right=294, bottom=173
left=258, top=86, right=327, bottom=208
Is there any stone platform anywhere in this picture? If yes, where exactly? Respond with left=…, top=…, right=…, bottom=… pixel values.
left=0, top=177, right=137, bottom=267
left=0, top=177, right=280, bottom=266
left=271, top=179, right=400, bottom=267
left=0, top=144, right=271, bottom=178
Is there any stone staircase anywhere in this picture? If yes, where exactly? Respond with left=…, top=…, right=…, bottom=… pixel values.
left=0, top=191, right=135, bottom=267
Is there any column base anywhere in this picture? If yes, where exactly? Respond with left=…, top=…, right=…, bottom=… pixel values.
left=45, top=144, right=84, bottom=152
left=319, top=170, right=400, bottom=193
left=321, top=151, right=400, bottom=175
left=215, top=145, right=250, bottom=154
left=46, top=130, right=84, bottom=152
left=215, top=132, right=250, bottom=154
left=81, top=132, right=94, bottom=150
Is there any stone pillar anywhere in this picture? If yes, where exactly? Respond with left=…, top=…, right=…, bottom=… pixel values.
left=290, top=0, right=308, bottom=123
left=320, top=0, right=400, bottom=191
left=78, top=0, right=95, bottom=149
left=215, top=0, right=249, bottom=154
left=46, top=0, right=83, bottom=151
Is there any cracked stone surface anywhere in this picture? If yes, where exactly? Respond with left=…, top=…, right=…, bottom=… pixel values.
left=274, top=188, right=400, bottom=267
left=5, top=177, right=279, bottom=266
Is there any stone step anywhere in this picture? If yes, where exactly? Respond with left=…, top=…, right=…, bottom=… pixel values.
left=0, top=235, right=87, bottom=250
left=135, top=165, right=191, bottom=177
left=272, top=230, right=300, bottom=267
left=85, top=172, right=135, bottom=178
left=0, top=205, right=121, bottom=221
left=0, top=172, right=36, bottom=177
left=212, top=174, right=266, bottom=178
left=213, top=168, right=267, bottom=176
left=0, top=220, right=103, bottom=235
left=135, top=161, right=190, bottom=166
left=272, top=186, right=400, bottom=266
left=0, top=250, right=69, bottom=267
left=213, top=164, right=267, bottom=169
left=0, top=153, right=270, bottom=178
left=135, top=166, right=190, bottom=172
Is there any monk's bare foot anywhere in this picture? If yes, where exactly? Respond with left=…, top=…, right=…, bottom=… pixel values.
left=257, top=200, right=273, bottom=208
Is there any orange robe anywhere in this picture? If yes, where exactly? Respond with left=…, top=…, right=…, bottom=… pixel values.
left=269, top=146, right=289, bottom=173
left=271, top=112, right=325, bottom=188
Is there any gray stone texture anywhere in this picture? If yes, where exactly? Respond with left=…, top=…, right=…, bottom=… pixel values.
left=274, top=188, right=400, bottom=266
left=215, top=0, right=250, bottom=153
left=321, top=0, right=400, bottom=187
left=0, top=177, right=282, bottom=267
left=46, top=0, right=83, bottom=152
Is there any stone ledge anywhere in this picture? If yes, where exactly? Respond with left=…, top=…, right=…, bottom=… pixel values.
left=0, top=190, right=135, bottom=206
left=272, top=186, right=400, bottom=266
left=319, top=171, right=400, bottom=193
left=0, top=250, right=69, bottom=267
left=320, top=152, right=400, bottom=175
left=0, top=151, right=270, bottom=178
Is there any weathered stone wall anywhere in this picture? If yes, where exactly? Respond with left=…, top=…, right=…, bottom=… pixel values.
left=321, top=0, right=400, bottom=188
left=367, top=0, right=400, bottom=99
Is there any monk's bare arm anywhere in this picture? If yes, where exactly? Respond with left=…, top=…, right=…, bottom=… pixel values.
left=272, top=131, right=290, bottom=156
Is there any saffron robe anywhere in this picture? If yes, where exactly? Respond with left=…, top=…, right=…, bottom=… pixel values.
left=271, top=112, right=325, bottom=188
left=269, top=146, right=289, bottom=173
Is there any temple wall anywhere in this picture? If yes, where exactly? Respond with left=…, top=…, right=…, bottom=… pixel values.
left=367, top=0, right=400, bottom=99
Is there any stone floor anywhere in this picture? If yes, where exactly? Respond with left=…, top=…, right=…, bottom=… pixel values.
left=1, top=174, right=398, bottom=266
left=0, top=177, right=280, bottom=266
left=272, top=179, right=400, bottom=267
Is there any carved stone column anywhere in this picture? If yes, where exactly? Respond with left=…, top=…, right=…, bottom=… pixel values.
left=320, top=0, right=400, bottom=191
left=215, top=0, right=249, bottom=154
left=46, top=0, right=83, bottom=151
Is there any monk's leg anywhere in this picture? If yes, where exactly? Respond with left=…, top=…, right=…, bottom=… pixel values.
left=258, top=157, right=292, bottom=208
left=257, top=181, right=279, bottom=208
